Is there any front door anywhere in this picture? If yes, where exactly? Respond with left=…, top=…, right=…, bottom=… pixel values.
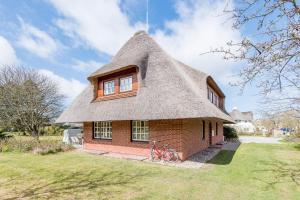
left=209, top=122, right=212, bottom=145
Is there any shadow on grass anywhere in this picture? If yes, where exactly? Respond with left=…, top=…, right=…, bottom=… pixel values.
left=2, top=169, right=153, bottom=200
left=207, top=150, right=236, bottom=165
left=293, top=143, right=300, bottom=151
left=252, top=160, right=300, bottom=190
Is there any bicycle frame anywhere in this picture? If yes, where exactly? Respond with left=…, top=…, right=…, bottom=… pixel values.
left=150, top=140, right=179, bottom=162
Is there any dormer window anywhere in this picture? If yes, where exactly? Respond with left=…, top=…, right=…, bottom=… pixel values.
left=95, top=67, right=138, bottom=101
left=209, top=91, right=213, bottom=102
left=120, top=76, right=132, bottom=92
left=104, top=80, right=115, bottom=95
left=208, top=86, right=221, bottom=108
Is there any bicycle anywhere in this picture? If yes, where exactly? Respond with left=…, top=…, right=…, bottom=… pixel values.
left=150, top=140, right=179, bottom=162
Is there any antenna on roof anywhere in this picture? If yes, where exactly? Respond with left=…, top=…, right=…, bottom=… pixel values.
left=146, top=0, right=149, bottom=33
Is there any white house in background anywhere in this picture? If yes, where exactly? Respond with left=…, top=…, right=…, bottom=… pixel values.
left=229, top=107, right=256, bottom=134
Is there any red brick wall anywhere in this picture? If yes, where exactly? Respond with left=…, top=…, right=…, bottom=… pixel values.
left=181, top=119, right=208, bottom=160
left=211, top=120, right=224, bottom=145
left=83, top=118, right=223, bottom=160
left=180, top=119, right=224, bottom=160
left=149, top=119, right=183, bottom=158
left=83, top=121, right=149, bottom=156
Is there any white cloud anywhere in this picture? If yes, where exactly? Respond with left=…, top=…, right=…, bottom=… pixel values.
left=50, top=0, right=241, bottom=85
left=72, top=59, right=103, bottom=72
left=50, top=0, right=145, bottom=55
left=39, top=69, right=86, bottom=100
left=153, top=0, right=241, bottom=84
left=17, top=18, right=59, bottom=58
left=0, top=36, right=18, bottom=66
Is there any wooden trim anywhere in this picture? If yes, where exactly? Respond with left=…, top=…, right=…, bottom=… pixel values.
left=89, top=65, right=138, bottom=80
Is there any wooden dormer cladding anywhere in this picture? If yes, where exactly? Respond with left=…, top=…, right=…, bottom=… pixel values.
left=206, top=76, right=225, bottom=110
left=94, top=66, right=138, bottom=101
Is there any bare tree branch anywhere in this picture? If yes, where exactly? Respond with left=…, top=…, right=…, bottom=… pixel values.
left=208, top=0, right=300, bottom=114
left=0, top=66, right=65, bottom=141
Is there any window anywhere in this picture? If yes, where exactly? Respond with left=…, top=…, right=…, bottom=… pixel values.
left=210, top=91, right=214, bottom=103
left=214, top=94, right=218, bottom=105
left=104, top=80, right=115, bottom=95
left=132, top=120, right=149, bottom=142
left=208, top=87, right=221, bottom=107
left=202, top=120, right=205, bottom=140
left=120, top=76, right=132, bottom=92
left=94, top=121, right=112, bottom=139
left=207, top=87, right=210, bottom=99
left=216, top=122, right=218, bottom=135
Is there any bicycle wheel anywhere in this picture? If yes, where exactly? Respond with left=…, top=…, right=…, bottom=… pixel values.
left=150, top=147, right=161, bottom=162
left=163, top=149, right=179, bottom=162
left=150, top=147, right=155, bottom=161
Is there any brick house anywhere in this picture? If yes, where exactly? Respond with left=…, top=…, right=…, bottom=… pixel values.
left=57, top=31, right=233, bottom=160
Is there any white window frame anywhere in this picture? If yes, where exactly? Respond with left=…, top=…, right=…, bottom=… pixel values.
left=210, top=91, right=214, bottom=103
left=104, top=80, right=115, bottom=95
left=132, top=120, right=149, bottom=142
left=120, top=76, right=133, bottom=92
left=208, top=87, right=220, bottom=107
left=94, top=121, right=112, bottom=139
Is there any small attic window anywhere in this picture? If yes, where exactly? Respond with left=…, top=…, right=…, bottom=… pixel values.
left=120, top=76, right=132, bottom=92
left=104, top=80, right=115, bottom=95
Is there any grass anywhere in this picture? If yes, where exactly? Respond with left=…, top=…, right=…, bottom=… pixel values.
left=0, top=142, right=299, bottom=200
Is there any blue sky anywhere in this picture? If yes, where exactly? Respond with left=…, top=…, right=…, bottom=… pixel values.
left=0, top=0, right=260, bottom=117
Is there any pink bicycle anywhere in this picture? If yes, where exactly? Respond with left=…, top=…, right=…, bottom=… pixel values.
left=150, top=140, right=179, bottom=162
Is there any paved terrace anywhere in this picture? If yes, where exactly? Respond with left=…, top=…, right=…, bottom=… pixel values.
left=77, top=141, right=241, bottom=169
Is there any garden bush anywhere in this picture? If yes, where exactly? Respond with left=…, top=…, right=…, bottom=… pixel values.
left=0, top=136, right=73, bottom=154
left=0, top=132, right=13, bottom=140
left=40, top=125, right=65, bottom=136
left=223, top=126, right=238, bottom=139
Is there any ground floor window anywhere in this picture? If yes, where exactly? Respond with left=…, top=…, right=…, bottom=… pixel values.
left=132, top=120, right=149, bottom=142
left=94, top=121, right=112, bottom=139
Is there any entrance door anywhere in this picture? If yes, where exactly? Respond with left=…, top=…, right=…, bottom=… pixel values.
left=209, top=122, right=212, bottom=145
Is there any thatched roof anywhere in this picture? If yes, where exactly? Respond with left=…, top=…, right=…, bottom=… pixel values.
left=230, top=108, right=253, bottom=122
left=57, top=31, right=233, bottom=123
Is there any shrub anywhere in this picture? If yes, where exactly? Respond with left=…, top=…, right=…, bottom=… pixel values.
left=40, top=125, right=64, bottom=136
left=0, top=132, right=13, bottom=140
left=223, top=126, right=238, bottom=139
left=0, top=136, right=73, bottom=154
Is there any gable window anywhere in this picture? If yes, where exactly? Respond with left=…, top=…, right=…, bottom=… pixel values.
left=208, top=87, right=220, bottom=107
left=94, top=121, right=112, bottom=139
left=202, top=120, right=205, bottom=140
left=120, top=76, right=132, bottom=92
left=104, top=80, right=115, bottom=95
left=132, top=120, right=149, bottom=142
left=214, top=94, right=218, bottom=105
left=210, top=91, right=214, bottom=103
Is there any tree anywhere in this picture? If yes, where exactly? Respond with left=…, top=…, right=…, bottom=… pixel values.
left=211, top=0, right=300, bottom=112
left=0, top=66, right=64, bottom=141
left=223, top=125, right=238, bottom=139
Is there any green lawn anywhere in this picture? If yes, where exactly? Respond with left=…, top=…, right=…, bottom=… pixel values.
left=0, top=143, right=299, bottom=200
